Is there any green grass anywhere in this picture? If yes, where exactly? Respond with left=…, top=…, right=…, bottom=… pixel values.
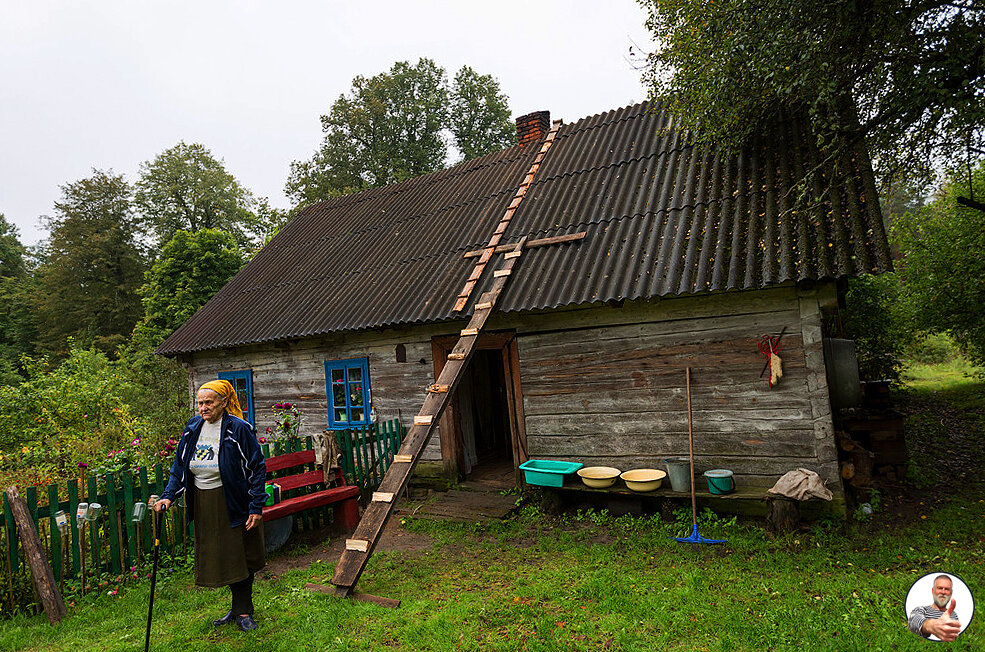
left=902, top=357, right=984, bottom=399
left=0, top=503, right=982, bottom=651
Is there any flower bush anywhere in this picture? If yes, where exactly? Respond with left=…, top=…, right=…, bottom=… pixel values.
left=263, top=401, right=302, bottom=444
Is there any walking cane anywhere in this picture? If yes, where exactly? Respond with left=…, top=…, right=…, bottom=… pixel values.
left=145, top=499, right=164, bottom=652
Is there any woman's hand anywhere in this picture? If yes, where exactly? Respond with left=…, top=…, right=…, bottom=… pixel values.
left=153, top=498, right=171, bottom=512
left=245, top=514, right=262, bottom=531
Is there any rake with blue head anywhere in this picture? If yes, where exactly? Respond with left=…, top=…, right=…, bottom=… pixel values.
left=674, top=368, right=726, bottom=545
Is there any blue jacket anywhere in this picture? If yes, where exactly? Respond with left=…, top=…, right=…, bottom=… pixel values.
left=161, top=413, right=267, bottom=528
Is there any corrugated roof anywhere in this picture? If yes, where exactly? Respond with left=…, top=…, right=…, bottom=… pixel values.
left=158, top=102, right=891, bottom=355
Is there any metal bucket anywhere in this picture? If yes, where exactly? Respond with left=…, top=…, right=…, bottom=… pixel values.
left=664, top=457, right=691, bottom=492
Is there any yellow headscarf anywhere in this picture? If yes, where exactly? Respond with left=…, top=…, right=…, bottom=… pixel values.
left=198, top=380, right=245, bottom=420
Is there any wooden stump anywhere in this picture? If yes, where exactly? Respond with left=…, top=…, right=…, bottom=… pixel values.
left=4, top=486, right=66, bottom=624
left=766, top=495, right=800, bottom=535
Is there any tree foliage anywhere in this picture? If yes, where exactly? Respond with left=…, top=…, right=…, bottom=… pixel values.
left=133, top=229, right=244, bottom=347
left=136, top=142, right=268, bottom=249
left=639, top=0, right=985, bottom=185
left=35, top=171, right=146, bottom=356
left=892, top=162, right=985, bottom=366
left=286, top=59, right=514, bottom=205
left=0, top=344, right=186, bottom=480
left=0, top=216, right=37, bottom=385
left=449, top=66, right=516, bottom=161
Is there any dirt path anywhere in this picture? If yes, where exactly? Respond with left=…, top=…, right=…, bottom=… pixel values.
left=262, top=517, right=433, bottom=579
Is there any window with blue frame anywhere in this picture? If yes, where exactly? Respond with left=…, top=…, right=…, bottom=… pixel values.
left=218, top=370, right=255, bottom=425
left=324, top=358, right=371, bottom=428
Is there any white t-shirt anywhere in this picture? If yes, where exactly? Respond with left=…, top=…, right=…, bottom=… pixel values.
left=189, top=420, right=223, bottom=490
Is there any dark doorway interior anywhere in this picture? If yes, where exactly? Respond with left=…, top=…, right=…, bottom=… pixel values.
left=457, top=350, right=513, bottom=486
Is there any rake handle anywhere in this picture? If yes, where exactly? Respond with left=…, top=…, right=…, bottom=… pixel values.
left=686, top=367, right=697, bottom=525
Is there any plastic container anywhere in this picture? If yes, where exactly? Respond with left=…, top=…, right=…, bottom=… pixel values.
left=704, top=469, right=734, bottom=494
left=664, top=457, right=691, bottom=492
left=518, top=459, right=584, bottom=487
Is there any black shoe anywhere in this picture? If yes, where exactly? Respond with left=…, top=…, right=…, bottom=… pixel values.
left=236, top=614, right=259, bottom=632
left=212, top=610, right=235, bottom=627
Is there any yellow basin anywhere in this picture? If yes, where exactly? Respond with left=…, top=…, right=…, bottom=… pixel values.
left=620, top=468, right=668, bottom=492
left=576, top=466, right=622, bottom=488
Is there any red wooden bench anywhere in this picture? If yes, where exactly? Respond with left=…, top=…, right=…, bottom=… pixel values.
left=262, top=449, right=360, bottom=532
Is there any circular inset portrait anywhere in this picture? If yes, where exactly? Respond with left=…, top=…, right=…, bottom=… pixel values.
left=905, top=572, right=974, bottom=642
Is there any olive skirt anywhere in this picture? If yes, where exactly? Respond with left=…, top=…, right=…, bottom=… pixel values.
left=193, top=487, right=265, bottom=588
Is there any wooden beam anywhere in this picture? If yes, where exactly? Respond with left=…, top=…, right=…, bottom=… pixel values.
left=462, top=231, right=587, bottom=258
left=5, top=486, right=66, bottom=625
left=306, top=584, right=401, bottom=608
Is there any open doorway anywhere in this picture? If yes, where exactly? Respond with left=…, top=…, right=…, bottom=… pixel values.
left=432, top=332, right=527, bottom=490
left=457, top=350, right=512, bottom=483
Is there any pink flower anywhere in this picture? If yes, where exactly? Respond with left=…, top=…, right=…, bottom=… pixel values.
left=283, top=403, right=293, bottom=409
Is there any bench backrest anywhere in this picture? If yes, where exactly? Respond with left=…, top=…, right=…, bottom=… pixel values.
left=265, top=449, right=346, bottom=492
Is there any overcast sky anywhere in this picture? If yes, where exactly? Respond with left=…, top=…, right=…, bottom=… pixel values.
left=0, top=1, right=655, bottom=246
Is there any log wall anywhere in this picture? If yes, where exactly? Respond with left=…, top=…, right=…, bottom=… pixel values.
left=510, top=284, right=839, bottom=492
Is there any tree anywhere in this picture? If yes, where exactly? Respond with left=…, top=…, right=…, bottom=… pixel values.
left=0, top=215, right=36, bottom=383
left=133, top=229, right=244, bottom=347
left=286, top=59, right=515, bottom=205
left=135, top=142, right=268, bottom=249
left=35, top=170, right=146, bottom=355
left=638, top=0, right=985, bottom=185
left=449, top=66, right=515, bottom=161
left=892, top=161, right=985, bottom=366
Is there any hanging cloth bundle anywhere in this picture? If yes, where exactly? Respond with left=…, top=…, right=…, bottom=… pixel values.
left=758, top=327, right=786, bottom=388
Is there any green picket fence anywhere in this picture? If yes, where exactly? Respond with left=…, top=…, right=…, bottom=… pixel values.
left=332, top=419, right=406, bottom=490
left=0, top=463, right=191, bottom=588
left=0, top=434, right=351, bottom=592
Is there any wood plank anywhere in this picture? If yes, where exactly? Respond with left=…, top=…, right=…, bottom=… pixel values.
left=345, top=539, right=369, bottom=552
left=371, top=492, right=394, bottom=503
left=305, top=584, right=401, bottom=608
left=526, top=431, right=816, bottom=458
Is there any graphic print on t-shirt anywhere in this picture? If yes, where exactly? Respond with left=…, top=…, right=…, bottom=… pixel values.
left=194, top=443, right=216, bottom=462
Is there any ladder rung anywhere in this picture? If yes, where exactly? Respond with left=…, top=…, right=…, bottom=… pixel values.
left=393, top=454, right=413, bottom=463
left=346, top=539, right=369, bottom=553
left=460, top=328, right=479, bottom=336
left=505, top=251, right=522, bottom=259
left=494, top=269, right=512, bottom=277
left=372, top=492, right=394, bottom=503
left=447, top=352, right=466, bottom=360
left=475, top=302, right=493, bottom=310
left=428, top=384, right=450, bottom=393
left=414, top=415, right=433, bottom=425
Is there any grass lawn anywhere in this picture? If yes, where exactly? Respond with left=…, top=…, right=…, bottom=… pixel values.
left=1, top=363, right=982, bottom=651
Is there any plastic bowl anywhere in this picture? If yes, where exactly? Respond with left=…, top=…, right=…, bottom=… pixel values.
left=620, top=468, right=668, bottom=492
left=577, top=466, right=622, bottom=488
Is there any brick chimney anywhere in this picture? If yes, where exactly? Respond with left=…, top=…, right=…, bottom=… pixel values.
left=515, top=111, right=550, bottom=147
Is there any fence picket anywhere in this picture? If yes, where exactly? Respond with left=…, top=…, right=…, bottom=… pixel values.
left=2, top=493, right=16, bottom=574
left=105, top=472, right=121, bottom=573
left=122, top=473, right=136, bottom=566
left=85, top=476, right=99, bottom=575
left=47, top=485, right=61, bottom=583
left=67, top=480, right=79, bottom=576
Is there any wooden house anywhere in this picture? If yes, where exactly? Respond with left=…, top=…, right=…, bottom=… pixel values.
left=157, top=103, right=891, bottom=508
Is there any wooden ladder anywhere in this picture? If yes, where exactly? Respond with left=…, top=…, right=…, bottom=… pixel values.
left=329, top=237, right=530, bottom=597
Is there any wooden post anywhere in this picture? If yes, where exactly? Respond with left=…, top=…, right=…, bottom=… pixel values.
left=4, top=486, right=66, bottom=625
left=766, top=496, right=800, bottom=535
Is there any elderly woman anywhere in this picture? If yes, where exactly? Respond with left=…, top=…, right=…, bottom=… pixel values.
left=155, top=380, right=266, bottom=632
